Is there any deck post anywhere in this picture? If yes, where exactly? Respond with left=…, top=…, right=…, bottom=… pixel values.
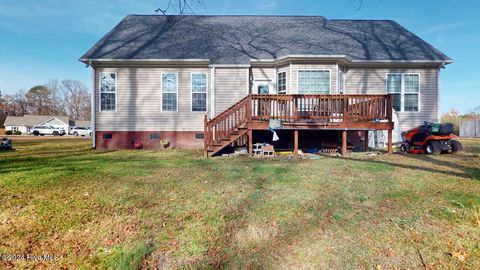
left=204, top=115, right=208, bottom=158
left=364, top=130, right=369, bottom=151
left=387, top=129, right=393, bottom=154
left=294, top=130, right=299, bottom=156
left=342, top=130, right=347, bottom=156
left=248, top=129, right=253, bottom=157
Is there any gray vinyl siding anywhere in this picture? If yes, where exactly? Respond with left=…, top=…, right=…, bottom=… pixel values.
left=252, top=67, right=275, bottom=81
left=94, top=65, right=439, bottom=133
left=94, top=67, right=211, bottom=131
left=214, top=67, right=248, bottom=116
left=345, top=68, right=438, bottom=131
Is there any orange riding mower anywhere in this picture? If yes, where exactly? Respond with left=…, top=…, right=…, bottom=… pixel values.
left=400, top=122, right=463, bottom=155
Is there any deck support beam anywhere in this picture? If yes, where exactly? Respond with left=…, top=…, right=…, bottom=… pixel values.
left=387, top=129, right=393, bottom=154
left=364, top=130, right=369, bottom=151
left=294, top=130, right=299, bottom=156
left=342, top=130, right=347, bottom=156
left=248, top=129, right=253, bottom=157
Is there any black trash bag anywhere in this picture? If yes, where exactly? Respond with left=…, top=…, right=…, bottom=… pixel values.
left=0, top=138, right=13, bottom=151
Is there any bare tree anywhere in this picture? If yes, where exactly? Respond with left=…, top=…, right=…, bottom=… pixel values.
left=60, top=80, right=91, bottom=120
left=25, top=85, right=54, bottom=115
left=44, top=78, right=66, bottom=115
left=10, top=91, right=29, bottom=116
left=468, top=106, right=480, bottom=116
left=155, top=0, right=203, bottom=16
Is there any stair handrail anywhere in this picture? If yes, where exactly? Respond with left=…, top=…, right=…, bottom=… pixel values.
left=204, top=94, right=252, bottom=153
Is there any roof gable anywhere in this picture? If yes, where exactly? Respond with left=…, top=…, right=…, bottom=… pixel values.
left=81, top=15, right=451, bottom=64
left=4, top=115, right=70, bottom=127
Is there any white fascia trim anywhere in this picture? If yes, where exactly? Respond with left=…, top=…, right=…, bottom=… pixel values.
left=351, top=59, right=453, bottom=64
left=250, top=55, right=348, bottom=63
left=80, top=58, right=210, bottom=62
left=208, top=64, right=251, bottom=68
left=250, top=55, right=453, bottom=65
left=39, top=117, right=63, bottom=126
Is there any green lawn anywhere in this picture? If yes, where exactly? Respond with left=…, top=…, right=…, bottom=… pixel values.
left=0, top=138, right=479, bottom=269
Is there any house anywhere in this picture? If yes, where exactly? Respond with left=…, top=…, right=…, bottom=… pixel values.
left=80, top=15, right=451, bottom=156
left=73, top=120, right=92, bottom=128
left=4, top=115, right=71, bottom=134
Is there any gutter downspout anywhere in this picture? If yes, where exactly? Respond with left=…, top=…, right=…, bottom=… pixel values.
left=437, top=62, right=445, bottom=122
left=210, top=65, right=216, bottom=118
left=289, top=61, right=293, bottom=94
left=90, top=61, right=96, bottom=149
left=336, top=61, right=339, bottom=94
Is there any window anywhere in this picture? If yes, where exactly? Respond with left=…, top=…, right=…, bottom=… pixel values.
left=100, top=72, right=116, bottom=111
left=403, top=74, right=419, bottom=111
left=162, top=73, right=177, bottom=112
left=195, top=133, right=204, bottom=139
left=12, top=126, right=18, bottom=132
left=103, top=133, right=112, bottom=139
left=191, top=73, right=207, bottom=112
left=387, top=74, right=402, bottom=111
left=387, top=74, right=420, bottom=112
left=150, top=133, right=160, bottom=140
left=298, top=70, right=330, bottom=94
left=277, top=72, right=287, bottom=94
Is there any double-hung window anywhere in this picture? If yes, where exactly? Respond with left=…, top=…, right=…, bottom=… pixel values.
left=192, top=73, right=207, bottom=112
left=387, top=74, right=420, bottom=112
left=277, top=72, right=287, bottom=94
left=403, top=74, right=420, bottom=111
left=162, top=73, right=178, bottom=112
left=298, top=70, right=330, bottom=94
left=99, top=72, right=116, bottom=111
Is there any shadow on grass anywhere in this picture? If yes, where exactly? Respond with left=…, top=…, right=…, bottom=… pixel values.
left=405, top=153, right=480, bottom=180
left=196, top=162, right=339, bottom=269
left=323, top=153, right=479, bottom=180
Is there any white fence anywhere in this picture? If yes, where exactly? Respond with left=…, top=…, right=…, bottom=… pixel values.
left=460, top=120, right=480, bottom=138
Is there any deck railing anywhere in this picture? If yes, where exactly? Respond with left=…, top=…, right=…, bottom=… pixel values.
left=205, top=94, right=393, bottom=151
left=252, top=94, right=392, bottom=122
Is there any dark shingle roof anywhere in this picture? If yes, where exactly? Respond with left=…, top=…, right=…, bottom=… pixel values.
left=81, top=15, right=451, bottom=64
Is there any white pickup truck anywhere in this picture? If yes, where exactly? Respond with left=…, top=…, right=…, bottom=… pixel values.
left=30, top=125, right=66, bottom=136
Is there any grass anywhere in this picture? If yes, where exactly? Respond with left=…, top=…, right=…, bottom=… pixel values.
left=0, top=138, right=479, bottom=269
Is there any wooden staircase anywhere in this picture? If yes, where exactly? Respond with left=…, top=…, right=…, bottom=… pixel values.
left=204, top=95, right=252, bottom=157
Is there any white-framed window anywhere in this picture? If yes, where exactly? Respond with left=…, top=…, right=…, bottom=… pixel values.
left=277, top=72, right=287, bottom=94
left=12, top=126, right=18, bottom=132
left=99, top=72, right=117, bottom=112
left=386, top=73, right=420, bottom=112
left=297, top=70, right=330, bottom=94
left=162, top=72, right=178, bottom=112
left=191, top=73, right=207, bottom=112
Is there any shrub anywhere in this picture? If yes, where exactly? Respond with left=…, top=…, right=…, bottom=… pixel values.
left=13, top=131, right=22, bottom=135
left=5, top=130, right=12, bottom=135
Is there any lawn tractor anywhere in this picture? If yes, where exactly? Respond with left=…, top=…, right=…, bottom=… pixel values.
left=400, top=122, right=463, bottom=155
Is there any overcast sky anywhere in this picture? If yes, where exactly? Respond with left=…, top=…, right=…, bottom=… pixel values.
left=0, top=0, right=478, bottom=113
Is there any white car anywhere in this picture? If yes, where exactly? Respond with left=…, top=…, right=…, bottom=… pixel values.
left=69, top=126, right=92, bottom=137
left=31, top=125, right=66, bottom=136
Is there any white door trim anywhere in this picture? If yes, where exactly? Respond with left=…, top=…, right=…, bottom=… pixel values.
left=253, top=80, right=275, bottom=94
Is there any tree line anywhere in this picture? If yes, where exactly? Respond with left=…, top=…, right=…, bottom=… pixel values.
left=0, top=79, right=91, bottom=126
left=441, top=107, right=480, bottom=135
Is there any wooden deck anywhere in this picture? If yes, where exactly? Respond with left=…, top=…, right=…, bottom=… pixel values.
left=204, top=94, right=394, bottom=157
